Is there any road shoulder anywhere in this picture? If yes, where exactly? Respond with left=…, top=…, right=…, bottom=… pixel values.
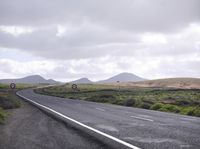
left=0, top=98, right=109, bottom=149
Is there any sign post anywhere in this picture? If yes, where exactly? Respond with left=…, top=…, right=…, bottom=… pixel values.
left=117, top=81, right=120, bottom=90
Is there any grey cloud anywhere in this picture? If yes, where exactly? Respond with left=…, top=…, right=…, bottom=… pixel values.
left=156, top=59, right=200, bottom=78
left=0, top=0, right=199, bottom=60
left=0, top=20, right=199, bottom=60
left=0, top=24, right=140, bottom=59
left=1, top=0, right=200, bottom=81
left=0, top=0, right=199, bottom=32
left=0, top=60, right=12, bottom=73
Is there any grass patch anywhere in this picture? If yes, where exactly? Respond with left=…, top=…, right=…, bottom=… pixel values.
left=34, top=83, right=200, bottom=117
left=159, top=104, right=180, bottom=113
left=0, top=83, right=34, bottom=123
left=0, top=107, right=6, bottom=124
left=150, top=103, right=164, bottom=110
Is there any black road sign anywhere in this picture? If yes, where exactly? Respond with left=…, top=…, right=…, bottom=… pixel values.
left=10, top=83, right=16, bottom=89
left=72, top=84, right=78, bottom=90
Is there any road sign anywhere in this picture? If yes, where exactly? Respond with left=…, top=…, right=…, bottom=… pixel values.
left=10, top=83, right=16, bottom=89
left=72, top=84, right=78, bottom=91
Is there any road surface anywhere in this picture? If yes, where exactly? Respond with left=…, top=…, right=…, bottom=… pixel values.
left=17, top=89, right=200, bottom=149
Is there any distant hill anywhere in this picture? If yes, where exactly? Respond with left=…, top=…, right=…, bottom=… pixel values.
left=69, top=78, right=93, bottom=84
left=118, top=78, right=200, bottom=89
left=0, top=75, right=58, bottom=84
left=98, top=72, right=146, bottom=83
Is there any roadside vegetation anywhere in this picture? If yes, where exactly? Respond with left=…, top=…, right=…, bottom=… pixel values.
left=34, top=84, right=200, bottom=117
left=0, top=83, right=35, bottom=124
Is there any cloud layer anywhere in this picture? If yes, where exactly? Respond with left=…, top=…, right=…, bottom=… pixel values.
left=0, top=0, right=200, bottom=80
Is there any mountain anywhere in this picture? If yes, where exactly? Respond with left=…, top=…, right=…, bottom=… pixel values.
left=69, top=78, right=93, bottom=84
left=98, top=72, right=146, bottom=83
left=0, top=75, right=58, bottom=84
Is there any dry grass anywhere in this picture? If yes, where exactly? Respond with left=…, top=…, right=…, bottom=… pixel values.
left=0, top=83, right=35, bottom=124
left=109, top=78, right=200, bottom=89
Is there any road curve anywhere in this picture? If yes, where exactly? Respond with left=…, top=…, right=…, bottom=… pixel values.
left=17, top=89, right=200, bottom=149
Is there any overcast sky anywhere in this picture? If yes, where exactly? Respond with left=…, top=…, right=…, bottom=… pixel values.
left=0, top=0, right=200, bottom=81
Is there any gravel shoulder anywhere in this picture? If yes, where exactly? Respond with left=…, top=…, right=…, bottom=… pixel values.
left=0, top=98, right=109, bottom=149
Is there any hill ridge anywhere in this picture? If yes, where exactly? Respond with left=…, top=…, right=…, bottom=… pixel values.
left=0, top=75, right=58, bottom=84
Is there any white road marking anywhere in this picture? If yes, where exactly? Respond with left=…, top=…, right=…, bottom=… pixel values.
left=96, top=107, right=106, bottom=112
left=137, top=114, right=151, bottom=118
left=130, top=116, right=154, bottom=122
left=17, top=92, right=140, bottom=149
left=158, top=123, right=170, bottom=126
left=180, top=144, right=192, bottom=148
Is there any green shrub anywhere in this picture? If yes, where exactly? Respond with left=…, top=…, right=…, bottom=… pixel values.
left=194, top=109, right=200, bottom=117
left=141, top=99, right=154, bottom=104
left=160, top=104, right=180, bottom=113
left=140, top=102, right=151, bottom=109
left=176, top=99, right=190, bottom=106
left=123, top=98, right=136, bottom=107
left=0, top=84, right=9, bottom=89
left=0, top=107, right=6, bottom=124
left=112, top=98, right=124, bottom=105
left=99, top=94, right=115, bottom=99
left=86, top=94, right=116, bottom=103
left=150, top=103, right=164, bottom=110
left=187, top=109, right=195, bottom=116
left=186, top=107, right=200, bottom=117
left=0, top=96, right=20, bottom=109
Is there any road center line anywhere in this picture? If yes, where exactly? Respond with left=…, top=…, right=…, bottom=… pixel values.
left=17, top=92, right=140, bottom=149
left=130, top=116, right=154, bottom=122
left=96, top=107, right=106, bottom=111
left=180, top=144, right=192, bottom=148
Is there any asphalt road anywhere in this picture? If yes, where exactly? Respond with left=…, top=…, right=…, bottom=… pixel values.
left=18, top=89, right=200, bottom=149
